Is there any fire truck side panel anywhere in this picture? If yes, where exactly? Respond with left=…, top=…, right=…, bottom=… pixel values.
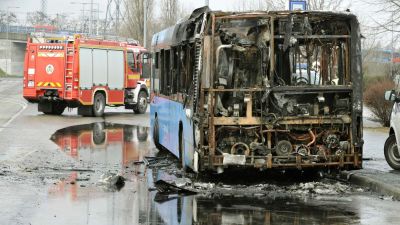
left=107, top=50, right=125, bottom=90
left=23, top=45, right=38, bottom=99
left=79, top=90, right=93, bottom=105
left=78, top=48, right=93, bottom=89
left=108, top=90, right=124, bottom=104
left=92, top=49, right=108, bottom=86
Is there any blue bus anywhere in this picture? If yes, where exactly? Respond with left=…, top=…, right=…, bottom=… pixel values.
left=150, top=7, right=363, bottom=173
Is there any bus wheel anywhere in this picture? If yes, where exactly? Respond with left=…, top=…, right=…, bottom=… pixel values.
left=134, top=90, right=147, bottom=114
left=93, top=92, right=105, bottom=117
left=153, top=118, right=161, bottom=149
left=384, top=135, right=400, bottom=170
left=179, top=130, right=187, bottom=171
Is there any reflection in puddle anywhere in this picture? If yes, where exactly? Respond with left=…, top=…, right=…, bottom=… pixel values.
left=26, top=123, right=399, bottom=225
left=50, top=122, right=149, bottom=166
left=155, top=195, right=359, bottom=225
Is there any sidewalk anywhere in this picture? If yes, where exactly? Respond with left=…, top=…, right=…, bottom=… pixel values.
left=341, top=169, right=400, bottom=200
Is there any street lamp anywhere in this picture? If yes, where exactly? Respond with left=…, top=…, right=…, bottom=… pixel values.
left=6, top=6, right=20, bottom=76
left=6, top=6, right=20, bottom=39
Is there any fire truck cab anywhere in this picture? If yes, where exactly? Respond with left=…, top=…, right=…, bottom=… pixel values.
left=23, top=33, right=150, bottom=116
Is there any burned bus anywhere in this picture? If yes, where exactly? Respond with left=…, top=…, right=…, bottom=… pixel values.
left=150, top=7, right=363, bottom=173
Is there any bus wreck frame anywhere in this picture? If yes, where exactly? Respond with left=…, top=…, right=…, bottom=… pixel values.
left=151, top=7, right=363, bottom=172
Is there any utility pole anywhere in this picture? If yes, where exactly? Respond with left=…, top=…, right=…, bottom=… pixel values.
left=89, top=0, right=93, bottom=34
left=143, top=0, right=147, bottom=48
left=71, top=1, right=99, bottom=35
left=205, top=0, right=209, bottom=6
left=391, top=11, right=394, bottom=78
left=6, top=6, right=19, bottom=76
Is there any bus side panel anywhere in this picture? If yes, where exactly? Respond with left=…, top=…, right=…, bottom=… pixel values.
left=151, top=96, right=172, bottom=153
left=150, top=97, right=195, bottom=170
left=169, top=100, right=195, bottom=169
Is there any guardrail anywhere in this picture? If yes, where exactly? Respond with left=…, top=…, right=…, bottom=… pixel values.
left=0, top=25, right=80, bottom=36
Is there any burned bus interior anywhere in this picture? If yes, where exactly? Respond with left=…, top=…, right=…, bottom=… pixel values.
left=152, top=8, right=363, bottom=172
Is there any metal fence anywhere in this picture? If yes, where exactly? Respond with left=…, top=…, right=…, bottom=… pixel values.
left=0, top=25, right=78, bottom=36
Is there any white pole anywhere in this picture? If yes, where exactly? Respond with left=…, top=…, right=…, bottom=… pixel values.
left=205, top=0, right=209, bottom=6
left=89, top=0, right=93, bottom=34
left=143, top=0, right=147, bottom=48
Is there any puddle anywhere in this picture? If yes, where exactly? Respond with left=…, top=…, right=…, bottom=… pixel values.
left=50, top=122, right=150, bottom=166
left=22, top=123, right=400, bottom=224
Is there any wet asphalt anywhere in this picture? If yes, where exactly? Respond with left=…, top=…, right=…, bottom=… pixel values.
left=1, top=77, right=400, bottom=225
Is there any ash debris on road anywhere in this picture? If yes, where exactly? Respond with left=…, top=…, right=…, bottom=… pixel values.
left=0, top=119, right=369, bottom=201
left=152, top=167, right=364, bottom=200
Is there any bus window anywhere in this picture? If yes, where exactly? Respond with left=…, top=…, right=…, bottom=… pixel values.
left=154, top=52, right=159, bottom=69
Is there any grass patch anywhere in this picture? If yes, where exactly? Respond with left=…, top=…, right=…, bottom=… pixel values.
left=0, top=68, right=7, bottom=77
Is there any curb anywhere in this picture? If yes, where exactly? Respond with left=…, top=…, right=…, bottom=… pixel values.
left=340, top=170, right=400, bottom=200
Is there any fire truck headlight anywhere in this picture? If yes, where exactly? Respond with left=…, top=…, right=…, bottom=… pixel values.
left=28, top=80, right=34, bottom=87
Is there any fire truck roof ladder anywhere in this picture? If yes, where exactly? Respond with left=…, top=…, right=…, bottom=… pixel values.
left=64, top=42, right=75, bottom=99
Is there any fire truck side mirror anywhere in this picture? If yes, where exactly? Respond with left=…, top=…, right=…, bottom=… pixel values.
left=142, top=53, right=151, bottom=64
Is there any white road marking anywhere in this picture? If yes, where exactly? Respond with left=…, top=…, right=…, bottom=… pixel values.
left=0, top=98, right=28, bottom=133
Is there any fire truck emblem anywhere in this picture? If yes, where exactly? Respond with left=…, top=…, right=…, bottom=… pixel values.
left=45, top=64, right=54, bottom=75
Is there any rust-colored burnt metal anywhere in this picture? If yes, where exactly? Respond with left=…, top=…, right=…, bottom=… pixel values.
left=198, top=10, right=362, bottom=172
left=151, top=7, right=363, bottom=173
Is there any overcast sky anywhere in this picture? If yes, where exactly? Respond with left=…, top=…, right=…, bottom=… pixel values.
left=0, top=0, right=387, bottom=40
left=0, top=0, right=377, bottom=21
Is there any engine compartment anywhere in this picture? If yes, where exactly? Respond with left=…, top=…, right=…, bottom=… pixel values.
left=198, top=11, right=363, bottom=169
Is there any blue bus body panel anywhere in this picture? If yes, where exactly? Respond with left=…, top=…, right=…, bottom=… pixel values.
left=150, top=96, right=195, bottom=169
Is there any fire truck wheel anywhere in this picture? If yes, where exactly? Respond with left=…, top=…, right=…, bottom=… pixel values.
left=52, top=102, right=66, bottom=115
left=92, top=122, right=105, bottom=145
left=134, top=90, right=148, bottom=114
left=93, top=92, right=106, bottom=117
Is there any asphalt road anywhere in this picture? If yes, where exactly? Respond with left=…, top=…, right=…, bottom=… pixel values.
left=1, top=77, right=400, bottom=225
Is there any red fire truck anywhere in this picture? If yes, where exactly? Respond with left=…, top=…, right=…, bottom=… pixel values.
left=23, top=33, right=150, bottom=116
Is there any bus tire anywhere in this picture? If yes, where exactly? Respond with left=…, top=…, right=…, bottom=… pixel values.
left=93, top=92, right=105, bottom=117
left=134, top=90, right=148, bottom=114
left=179, top=129, right=187, bottom=171
left=384, top=135, right=400, bottom=170
left=153, top=118, right=161, bottom=149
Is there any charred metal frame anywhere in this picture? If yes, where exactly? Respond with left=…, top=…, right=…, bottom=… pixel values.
left=198, top=11, right=363, bottom=171
left=151, top=8, right=363, bottom=172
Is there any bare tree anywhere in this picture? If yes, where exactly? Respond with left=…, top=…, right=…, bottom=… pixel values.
left=369, top=0, right=400, bottom=33
left=0, top=11, right=17, bottom=26
left=160, top=0, right=179, bottom=28
left=263, top=0, right=348, bottom=10
left=233, top=0, right=348, bottom=11
left=122, top=0, right=154, bottom=46
left=26, top=11, right=49, bottom=26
